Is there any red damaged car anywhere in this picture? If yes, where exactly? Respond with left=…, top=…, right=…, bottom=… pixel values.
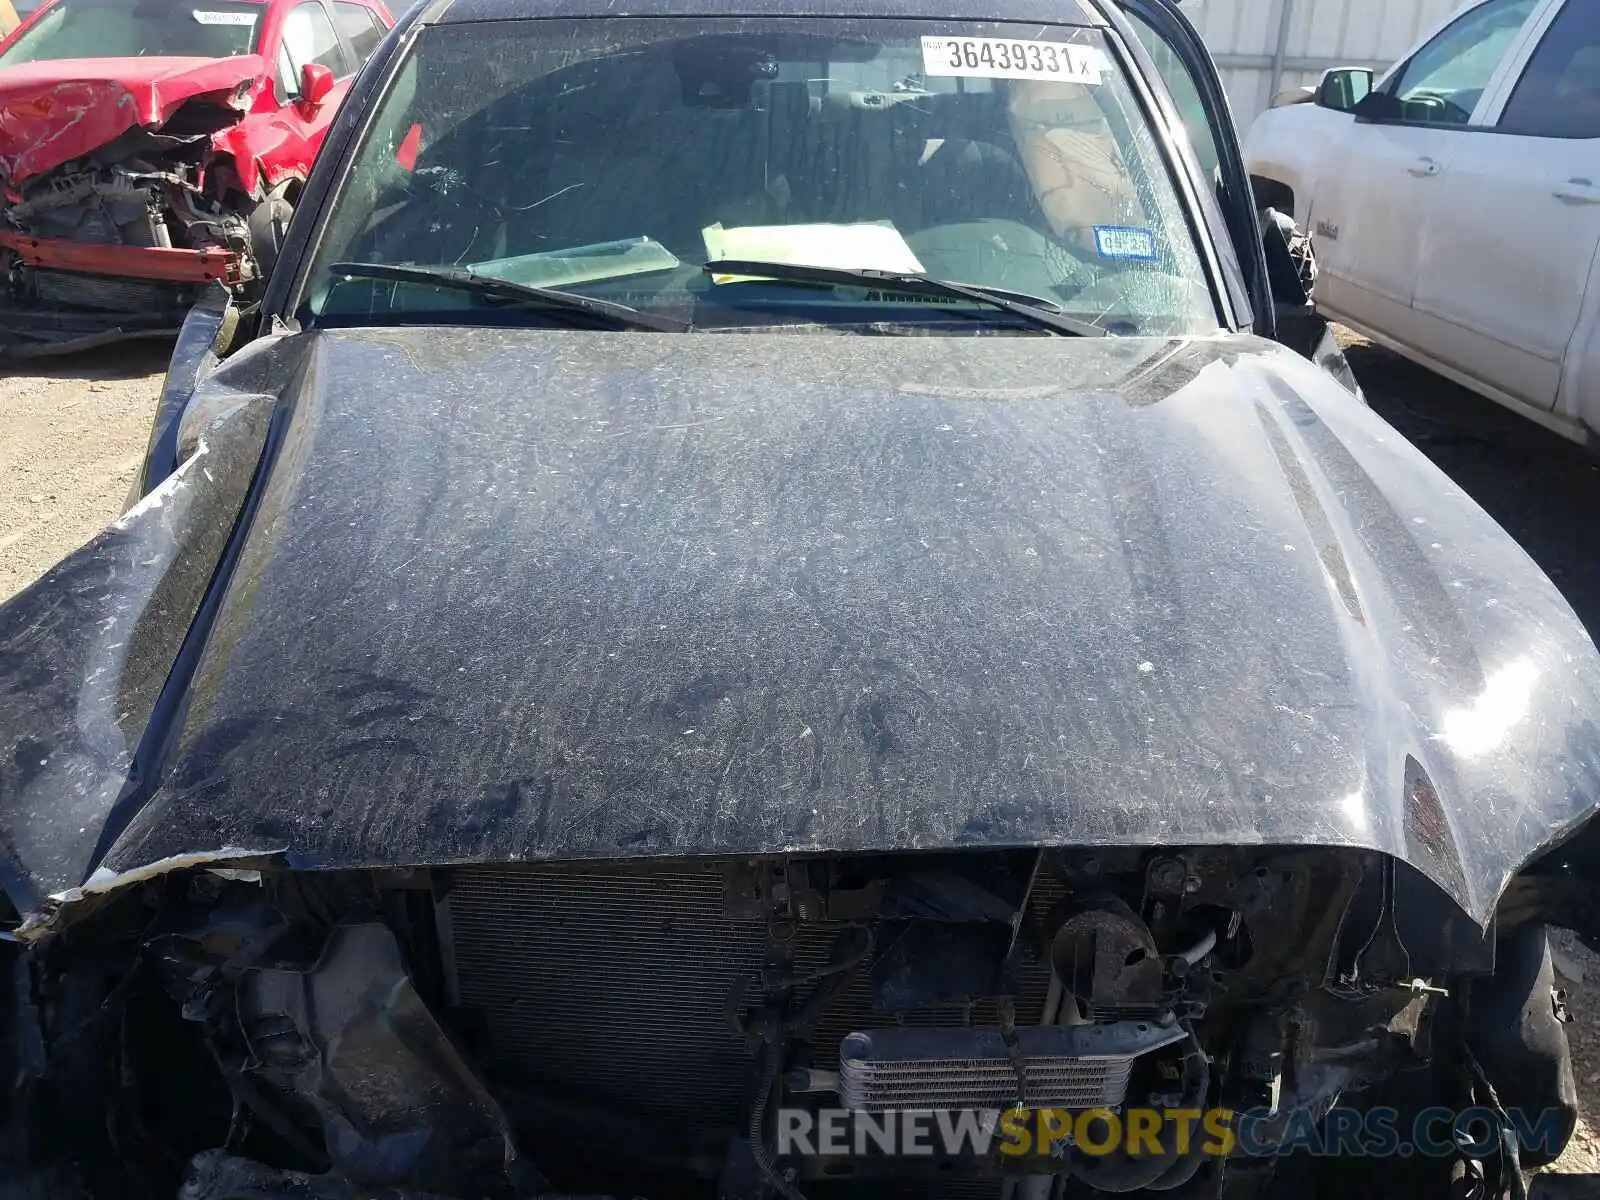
left=0, top=0, right=391, bottom=355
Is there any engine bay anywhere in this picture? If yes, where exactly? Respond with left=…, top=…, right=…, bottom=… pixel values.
left=0, top=73, right=276, bottom=353
left=9, top=155, right=247, bottom=253
left=0, top=847, right=1576, bottom=1199
left=2, top=144, right=257, bottom=315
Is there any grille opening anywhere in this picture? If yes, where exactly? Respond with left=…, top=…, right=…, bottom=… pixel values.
left=438, top=859, right=1067, bottom=1188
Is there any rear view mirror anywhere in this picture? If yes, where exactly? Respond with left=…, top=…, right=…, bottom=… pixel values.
left=299, top=62, right=335, bottom=109
left=1315, top=67, right=1373, bottom=113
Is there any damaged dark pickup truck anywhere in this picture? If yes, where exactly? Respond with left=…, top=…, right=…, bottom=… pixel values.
left=0, top=0, right=391, bottom=357
left=4, top=0, right=1600, bottom=1198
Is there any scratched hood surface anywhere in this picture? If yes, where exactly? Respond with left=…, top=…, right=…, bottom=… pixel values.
left=10, top=326, right=1600, bottom=924
left=0, top=55, right=261, bottom=184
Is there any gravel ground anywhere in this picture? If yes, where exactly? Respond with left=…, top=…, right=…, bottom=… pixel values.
left=0, top=342, right=168, bottom=601
left=2, top=330, right=1600, bottom=1181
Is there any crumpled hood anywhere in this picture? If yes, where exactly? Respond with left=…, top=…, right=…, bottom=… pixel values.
left=0, top=54, right=262, bottom=184
left=5, top=326, right=1600, bottom=926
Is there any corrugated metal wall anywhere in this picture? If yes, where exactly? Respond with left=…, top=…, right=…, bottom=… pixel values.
left=1182, top=0, right=1469, bottom=129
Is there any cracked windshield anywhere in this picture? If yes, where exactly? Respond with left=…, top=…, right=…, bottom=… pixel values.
left=308, top=18, right=1218, bottom=336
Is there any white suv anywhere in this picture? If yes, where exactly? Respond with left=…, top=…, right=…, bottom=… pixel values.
left=1245, top=0, right=1600, bottom=447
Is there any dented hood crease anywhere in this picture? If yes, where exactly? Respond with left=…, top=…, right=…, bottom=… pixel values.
left=3, top=327, right=1600, bottom=926
left=0, top=55, right=262, bottom=184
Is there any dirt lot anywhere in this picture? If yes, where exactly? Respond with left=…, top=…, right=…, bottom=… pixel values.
left=2, top=330, right=1600, bottom=1180
left=0, top=341, right=168, bottom=601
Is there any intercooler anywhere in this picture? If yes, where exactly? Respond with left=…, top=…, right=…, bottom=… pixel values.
left=439, top=862, right=1081, bottom=1133
left=837, top=1025, right=1187, bottom=1112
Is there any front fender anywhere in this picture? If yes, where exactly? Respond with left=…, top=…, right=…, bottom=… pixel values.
left=131, top=286, right=238, bottom=503
left=0, top=394, right=276, bottom=916
left=1242, top=104, right=1350, bottom=219
left=209, top=123, right=311, bottom=198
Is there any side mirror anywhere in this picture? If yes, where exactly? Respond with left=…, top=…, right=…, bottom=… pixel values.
left=1352, top=89, right=1404, bottom=123
left=1315, top=67, right=1374, bottom=113
left=298, top=61, right=335, bottom=109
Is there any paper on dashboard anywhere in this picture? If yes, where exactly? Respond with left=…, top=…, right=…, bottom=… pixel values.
left=702, top=222, right=926, bottom=284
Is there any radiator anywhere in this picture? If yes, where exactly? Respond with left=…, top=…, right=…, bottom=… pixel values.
left=441, top=862, right=1062, bottom=1133
left=34, top=270, right=187, bottom=314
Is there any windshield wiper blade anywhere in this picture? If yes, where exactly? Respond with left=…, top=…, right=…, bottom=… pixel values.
left=327, top=261, right=688, bottom=333
left=701, top=260, right=1108, bottom=338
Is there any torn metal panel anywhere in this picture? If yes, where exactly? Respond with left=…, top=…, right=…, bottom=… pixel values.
left=0, top=55, right=262, bottom=186
left=11, top=846, right=282, bottom=941
left=0, top=393, right=273, bottom=914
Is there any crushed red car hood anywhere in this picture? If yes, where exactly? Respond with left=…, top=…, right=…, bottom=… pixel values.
left=0, top=55, right=263, bottom=185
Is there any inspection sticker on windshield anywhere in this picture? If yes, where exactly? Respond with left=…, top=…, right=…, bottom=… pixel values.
left=921, top=36, right=1107, bottom=83
left=193, top=8, right=257, bottom=22
left=1094, top=226, right=1157, bottom=261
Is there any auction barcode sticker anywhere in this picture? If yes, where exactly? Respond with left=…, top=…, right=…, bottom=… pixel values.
left=193, top=8, right=258, bottom=22
left=921, top=36, right=1107, bottom=83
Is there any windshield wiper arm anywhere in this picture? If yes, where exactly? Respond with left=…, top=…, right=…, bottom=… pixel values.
left=701, top=260, right=1108, bottom=338
left=327, top=261, right=688, bottom=333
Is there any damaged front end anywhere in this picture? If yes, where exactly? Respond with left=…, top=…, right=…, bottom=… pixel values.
left=0, top=59, right=268, bottom=358
left=0, top=848, right=1581, bottom=1200
left=7, top=328, right=1600, bottom=1198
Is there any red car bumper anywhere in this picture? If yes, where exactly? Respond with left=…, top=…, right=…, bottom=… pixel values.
left=0, top=233, right=245, bottom=358
left=0, top=229, right=249, bottom=285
